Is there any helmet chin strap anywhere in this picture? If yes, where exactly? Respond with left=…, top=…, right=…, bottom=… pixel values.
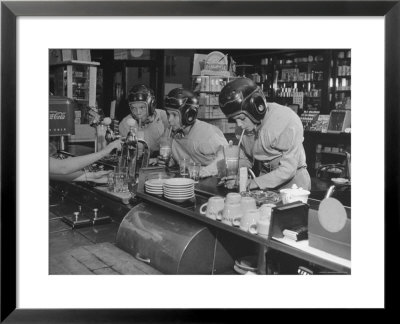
left=172, top=123, right=193, bottom=139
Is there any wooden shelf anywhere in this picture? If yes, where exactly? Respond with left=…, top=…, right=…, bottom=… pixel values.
left=278, top=80, right=323, bottom=83
left=320, top=151, right=347, bottom=156
left=275, top=61, right=324, bottom=68
left=51, top=60, right=100, bottom=67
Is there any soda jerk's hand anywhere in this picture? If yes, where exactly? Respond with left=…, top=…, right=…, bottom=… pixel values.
left=104, top=138, right=122, bottom=155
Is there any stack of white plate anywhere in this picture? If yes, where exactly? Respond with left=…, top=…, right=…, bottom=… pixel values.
left=163, top=178, right=195, bottom=203
left=233, top=255, right=258, bottom=275
left=145, top=179, right=165, bottom=196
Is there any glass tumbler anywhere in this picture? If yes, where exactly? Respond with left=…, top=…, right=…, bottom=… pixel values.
left=113, top=166, right=129, bottom=193
left=179, top=158, right=191, bottom=178
left=188, top=161, right=201, bottom=183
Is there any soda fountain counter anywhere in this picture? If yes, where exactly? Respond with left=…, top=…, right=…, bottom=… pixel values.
left=49, top=165, right=351, bottom=275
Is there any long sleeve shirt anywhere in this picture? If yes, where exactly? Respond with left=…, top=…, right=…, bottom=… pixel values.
left=172, top=120, right=228, bottom=174
left=239, top=102, right=310, bottom=190
left=119, top=109, right=169, bottom=156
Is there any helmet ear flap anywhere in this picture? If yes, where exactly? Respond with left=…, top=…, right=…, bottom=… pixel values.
left=249, top=92, right=266, bottom=120
left=148, top=96, right=156, bottom=115
left=183, top=106, right=198, bottom=126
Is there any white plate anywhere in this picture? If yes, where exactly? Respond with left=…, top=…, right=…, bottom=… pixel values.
left=163, top=186, right=194, bottom=191
left=145, top=192, right=163, bottom=197
left=146, top=189, right=163, bottom=193
left=145, top=183, right=164, bottom=188
left=164, top=193, right=194, bottom=199
left=144, top=184, right=163, bottom=188
left=145, top=179, right=166, bottom=186
left=164, top=186, right=194, bottom=190
left=164, top=178, right=195, bottom=187
left=145, top=186, right=164, bottom=191
left=164, top=189, right=194, bottom=194
left=234, top=260, right=257, bottom=272
left=164, top=196, right=195, bottom=203
left=233, top=265, right=255, bottom=275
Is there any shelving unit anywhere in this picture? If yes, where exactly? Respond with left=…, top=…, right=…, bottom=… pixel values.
left=192, top=69, right=238, bottom=134
left=329, top=50, right=351, bottom=110
left=51, top=60, right=100, bottom=124
left=235, top=50, right=331, bottom=114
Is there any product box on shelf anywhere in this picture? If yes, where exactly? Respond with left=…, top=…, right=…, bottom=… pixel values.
left=200, top=76, right=210, bottom=92
left=199, top=94, right=210, bottom=106
left=209, top=95, right=219, bottom=106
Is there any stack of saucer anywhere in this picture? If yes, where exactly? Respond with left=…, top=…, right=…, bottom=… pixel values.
left=163, top=178, right=195, bottom=203
left=233, top=255, right=258, bottom=275
left=145, top=179, right=165, bottom=197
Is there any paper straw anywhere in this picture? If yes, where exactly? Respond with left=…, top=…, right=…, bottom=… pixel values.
left=238, top=129, right=245, bottom=148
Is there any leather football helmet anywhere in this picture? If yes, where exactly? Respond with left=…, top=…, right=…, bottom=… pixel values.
left=165, top=88, right=199, bottom=126
left=219, top=78, right=267, bottom=124
left=128, top=84, right=156, bottom=116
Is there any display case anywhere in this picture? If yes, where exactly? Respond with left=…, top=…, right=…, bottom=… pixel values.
left=329, top=50, right=351, bottom=111
left=51, top=60, right=100, bottom=124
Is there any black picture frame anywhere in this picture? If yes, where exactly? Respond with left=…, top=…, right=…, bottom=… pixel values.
left=1, top=0, right=398, bottom=321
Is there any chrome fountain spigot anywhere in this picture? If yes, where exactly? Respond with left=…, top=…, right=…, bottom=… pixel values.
left=119, top=134, right=151, bottom=184
left=137, top=139, right=150, bottom=169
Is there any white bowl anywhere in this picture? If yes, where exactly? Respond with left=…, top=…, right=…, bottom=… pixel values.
left=280, top=187, right=310, bottom=204
left=331, top=178, right=349, bottom=185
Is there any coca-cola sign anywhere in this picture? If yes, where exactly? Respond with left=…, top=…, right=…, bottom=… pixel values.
left=49, top=96, right=75, bottom=136
left=49, top=110, right=66, bottom=120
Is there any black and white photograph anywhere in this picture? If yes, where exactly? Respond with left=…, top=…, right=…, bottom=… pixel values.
left=2, top=1, right=395, bottom=319
left=49, top=48, right=352, bottom=276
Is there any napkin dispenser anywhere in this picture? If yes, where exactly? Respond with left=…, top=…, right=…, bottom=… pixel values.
left=268, top=202, right=309, bottom=239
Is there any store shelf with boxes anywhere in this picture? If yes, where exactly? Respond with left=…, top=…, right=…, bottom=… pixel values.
left=233, top=50, right=331, bottom=115
left=192, top=51, right=238, bottom=135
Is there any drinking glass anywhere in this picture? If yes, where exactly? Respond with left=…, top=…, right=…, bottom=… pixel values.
left=107, top=171, right=115, bottom=192
left=113, top=166, right=129, bottom=193
left=159, top=145, right=172, bottom=165
left=179, top=158, right=191, bottom=178
left=188, top=161, right=201, bottom=183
